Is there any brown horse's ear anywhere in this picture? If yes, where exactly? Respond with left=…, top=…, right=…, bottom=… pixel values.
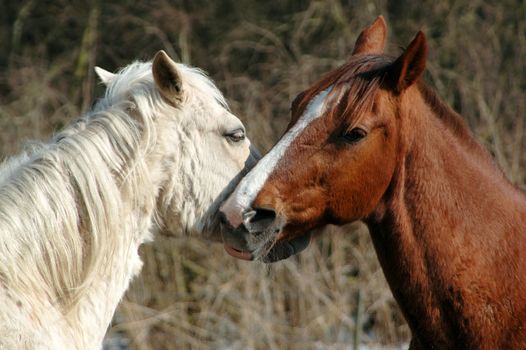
left=152, top=50, right=183, bottom=104
left=387, top=31, right=427, bottom=93
left=352, top=16, right=387, bottom=55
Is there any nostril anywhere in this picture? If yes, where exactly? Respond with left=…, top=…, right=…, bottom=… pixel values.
left=242, top=207, right=277, bottom=233
left=252, top=208, right=276, bottom=223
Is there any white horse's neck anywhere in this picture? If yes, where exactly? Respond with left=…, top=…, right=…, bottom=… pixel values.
left=0, top=106, right=161, bottom=349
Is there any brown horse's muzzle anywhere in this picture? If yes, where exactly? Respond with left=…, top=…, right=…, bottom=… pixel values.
left=219, top=208, right=311, bottom=263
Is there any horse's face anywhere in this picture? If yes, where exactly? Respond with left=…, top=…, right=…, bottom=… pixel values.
left=257, top=84, right=399, bottom=227
left=220, top=16, right=428, bottom=262
left=159, top=100, right=258, bottom=240
left=97, top=51, right=259, bottom=240
left=219, top=73, right=398, bottom=261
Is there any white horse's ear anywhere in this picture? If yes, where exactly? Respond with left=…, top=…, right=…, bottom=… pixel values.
left=152, top=50, right=183, bottom=104
left=94, top=66, right=116, bottom=85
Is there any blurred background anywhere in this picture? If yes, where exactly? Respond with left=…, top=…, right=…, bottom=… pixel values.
left=0, top=0, right=525, bottom=349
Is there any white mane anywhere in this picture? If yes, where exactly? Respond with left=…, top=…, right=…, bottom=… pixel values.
left=0, top=59, right=240, bottom=349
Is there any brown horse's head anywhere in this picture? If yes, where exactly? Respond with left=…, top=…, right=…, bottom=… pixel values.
left=220, top=16, right=427, bottom=262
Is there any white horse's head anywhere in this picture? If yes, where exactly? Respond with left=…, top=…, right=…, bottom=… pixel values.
left=0, top=51, right=259, bottom=348
left=95, top=50, right=259, bottom=241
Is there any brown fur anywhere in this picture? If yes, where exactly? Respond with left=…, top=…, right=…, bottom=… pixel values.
left=253, top=17, right=526, bottom=349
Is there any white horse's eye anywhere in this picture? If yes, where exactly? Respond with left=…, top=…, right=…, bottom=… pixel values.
left=225, top=128, right=245, bottom=143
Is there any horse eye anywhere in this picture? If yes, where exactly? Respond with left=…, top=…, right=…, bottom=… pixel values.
left=343, top=128, right=367, bottom=143
left=225, top=128, right=245, bottom=143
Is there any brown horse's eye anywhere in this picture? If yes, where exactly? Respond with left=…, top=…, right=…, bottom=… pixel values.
left=343, top=128, right=367, bottom=143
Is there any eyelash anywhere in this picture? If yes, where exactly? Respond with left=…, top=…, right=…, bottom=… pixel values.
left=342, top=128, right=367, bottom=143
left=225, top=129, right=245, bottom=143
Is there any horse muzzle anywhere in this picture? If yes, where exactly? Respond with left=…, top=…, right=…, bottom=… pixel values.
left=220, top=208, right=312, bottom=263
left=220, top=216, right=256, bottom=261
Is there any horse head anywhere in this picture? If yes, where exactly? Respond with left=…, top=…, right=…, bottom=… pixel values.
left=220, top=16, right=427, bottom=262
left=96, top=51, right=260, bottom=241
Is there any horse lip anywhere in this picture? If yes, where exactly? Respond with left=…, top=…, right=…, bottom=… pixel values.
left=262, top=232, right=312, bottom=263
left=224, top=244, right=254, bottom=261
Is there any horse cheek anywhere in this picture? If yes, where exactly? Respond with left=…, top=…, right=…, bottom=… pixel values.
left=331, top=139, right=395, bottom=222
left=361, top=136, right=398, bottom=213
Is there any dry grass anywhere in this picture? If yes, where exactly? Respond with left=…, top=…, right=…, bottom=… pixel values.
left=116, top=223, right=408, bottom=349
left=0, top=1, right=524, bottom=348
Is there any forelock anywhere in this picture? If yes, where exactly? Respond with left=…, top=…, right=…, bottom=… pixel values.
left=291, top=55, right=392, bottom=126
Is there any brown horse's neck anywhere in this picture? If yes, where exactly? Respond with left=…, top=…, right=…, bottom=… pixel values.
left=366, top=85, right=526, bottom=349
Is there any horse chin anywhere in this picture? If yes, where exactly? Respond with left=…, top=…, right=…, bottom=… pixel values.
left=221, top=212, right=313, bottom=263
left=223, top=231, right=313, bottom=263
left=260, top=232, right=312, bottom=263
left=222, top=227, right=312, bottom=263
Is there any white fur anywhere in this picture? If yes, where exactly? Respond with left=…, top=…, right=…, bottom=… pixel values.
left=94, top=66, right=116, bottom=85
left=0, top=58, right=253, bottom=349
left=221, top=86, right=333, bottom=228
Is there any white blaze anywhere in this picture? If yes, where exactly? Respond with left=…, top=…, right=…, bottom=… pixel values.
left=221, top=86, right=335, bottom=228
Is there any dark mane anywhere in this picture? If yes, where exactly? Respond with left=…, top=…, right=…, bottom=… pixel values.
left=294, top=55, right=392, bottom=129
left=416, top=74, right=510, bottom=178
left=417, top=81, right=473, bottom=142
left=353, top=57, right=477, bottom=148
left=294, top=55, right=392, bottom=118
left=297, top=54, right=478, bottom=149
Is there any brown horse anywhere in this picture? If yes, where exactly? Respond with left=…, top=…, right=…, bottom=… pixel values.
left=220, top=16, right=526, bottom=350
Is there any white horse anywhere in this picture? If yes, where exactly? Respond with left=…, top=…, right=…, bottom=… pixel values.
left=0, top=50, right=258, bottom=349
